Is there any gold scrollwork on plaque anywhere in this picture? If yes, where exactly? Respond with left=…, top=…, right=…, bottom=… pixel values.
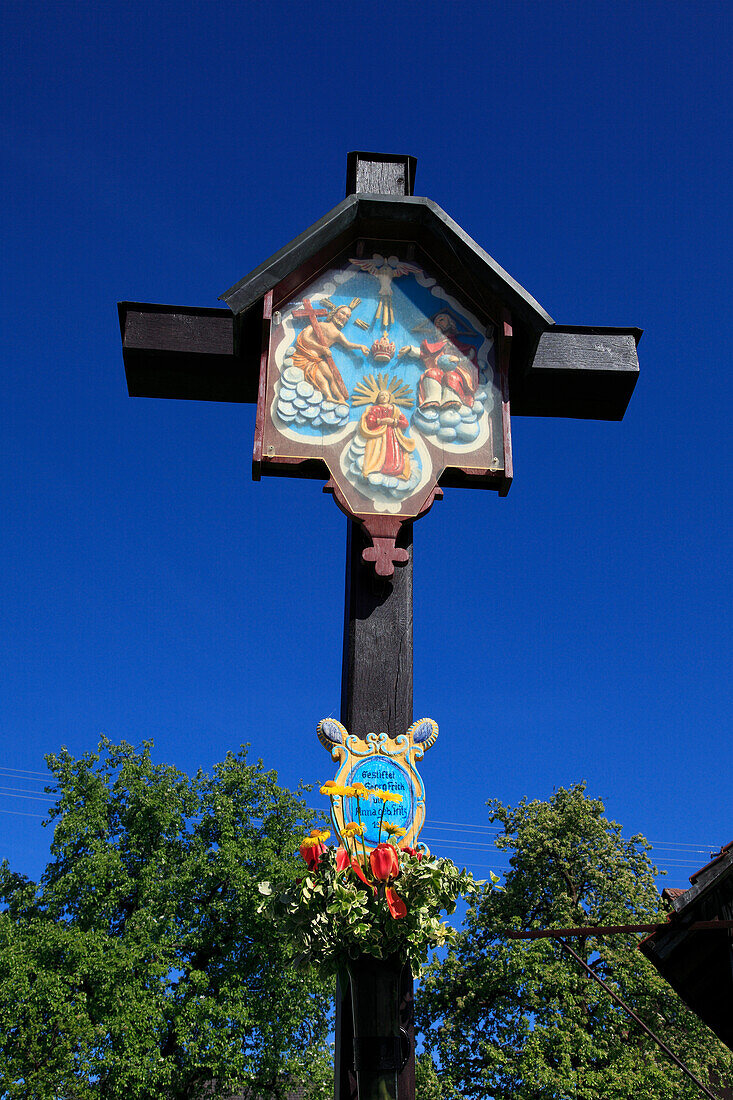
left=316, top=718, right=438, bottom=850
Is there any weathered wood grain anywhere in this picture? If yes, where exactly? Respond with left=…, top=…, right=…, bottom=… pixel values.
left=121, top=303, right=233, bottom=355
left=340, top=154, right=414, bottom=740
left=334, top=958, right=415, bottom=1100
left=346, top=151, right=417, bottom=197
left=120, top=298, right=640, bottom=420
left=335, top=984, right=358, bottom=1100
left=340, top=520, right=413, bottom=738
left=512, top=327, right=640, bottom=420
left=334, top=152, right=416, bottom=1100
left=399, top=964, right=416, bottom=1100
left=119, top=302, right=259, bottom=403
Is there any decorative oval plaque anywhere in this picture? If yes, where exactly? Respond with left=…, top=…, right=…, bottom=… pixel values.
left=317, top=717, right=438, bottom=851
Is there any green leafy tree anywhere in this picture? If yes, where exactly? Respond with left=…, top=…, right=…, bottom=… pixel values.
left=418, top=783, right=733, bottom=1099
left=0, top=739, right=333, bottom=1100
left=415, top=1051, right=462, bottom=1100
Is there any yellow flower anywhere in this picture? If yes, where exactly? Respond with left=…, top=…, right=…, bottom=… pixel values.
left=299, top=836, right=323, bottom=849
left=372, top=789, right=402, bottom=804
left=321, top=781, right=357, bottom=798
left=384, top=824, right=406, bottom=837
left=351, top=782, right=369, bottom=796
left=342, top=821, right=366, bottom=838
left=310, top=828, right=330, bottom=841
left=319, top=783, right=356, bottom=800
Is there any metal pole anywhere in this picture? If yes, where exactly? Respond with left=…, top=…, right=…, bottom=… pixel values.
left=555, top=937, right=721, bottom=1100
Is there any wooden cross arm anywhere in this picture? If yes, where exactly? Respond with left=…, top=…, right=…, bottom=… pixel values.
left=118, top=301, right=259, bottom=403
left=119, top=303, right=640, bottom=421
left=510, top=325, right=642, bottom=421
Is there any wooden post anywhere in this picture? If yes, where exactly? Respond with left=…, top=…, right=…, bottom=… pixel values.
left=341, top=520, right=413, bottom=738
left=335, top=153, right=416, bottom=1100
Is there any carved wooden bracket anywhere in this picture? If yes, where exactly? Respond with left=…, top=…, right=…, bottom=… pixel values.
left=325, top=480, right=442, bottom=577
left=361, top=519, right=409, bottom=577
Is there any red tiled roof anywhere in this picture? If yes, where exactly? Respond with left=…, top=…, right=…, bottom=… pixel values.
left=662, top=887, right=686, bottom=899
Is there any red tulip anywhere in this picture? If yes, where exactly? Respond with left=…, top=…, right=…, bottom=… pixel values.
left=385, top=887, right=407, bottom=919
left=350, top=858, right=376, bottom=893
left=370, top=842, right=400, bottom=882
left=299, top=840, right=326, bottom=870
left=401, top=846, right=423, bottom=861
left=336, top=847, right=350, bottom=872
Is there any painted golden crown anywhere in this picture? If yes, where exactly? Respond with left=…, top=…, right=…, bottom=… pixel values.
left=371, top=333, right=396, bottom=363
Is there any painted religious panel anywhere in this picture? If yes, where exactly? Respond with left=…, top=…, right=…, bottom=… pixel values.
left=256, top=251, right=511, bottom=572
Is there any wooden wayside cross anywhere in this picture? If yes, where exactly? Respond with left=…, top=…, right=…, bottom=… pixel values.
left=120, top=152, right=640, bottom=581
left=118, top=150, right=641, bottom=1100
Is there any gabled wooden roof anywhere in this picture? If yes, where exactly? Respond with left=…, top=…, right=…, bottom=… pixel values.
left=220, top=193, right=553, bottom=332
left=216, top=194, right=640, bottom=421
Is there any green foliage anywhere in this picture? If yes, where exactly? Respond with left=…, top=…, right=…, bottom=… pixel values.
left=418, top=782, right=733, bottom=1099
left=0, top=738, right=332, bottom=1100
left=265, top=844, right=487, bottom=979
left=415, top=1051, right=462, bottom=1100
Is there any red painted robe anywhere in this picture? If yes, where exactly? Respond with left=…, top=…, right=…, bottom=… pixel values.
left=360, top=404, right=415, bottom=480
left=417, top=338, right=478, bottom=408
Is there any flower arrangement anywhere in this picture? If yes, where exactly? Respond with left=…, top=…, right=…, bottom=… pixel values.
left=260, top=779, right=496, bottom=976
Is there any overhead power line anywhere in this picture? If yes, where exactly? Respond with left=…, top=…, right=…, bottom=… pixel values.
left=423, top=828, right=715, bottom=854
left=427, top=818, right=503, bottom=832
left=1, top=780, right=722, bottom=873
left=0, top=765, right=50, bottom=779
left=0, top=788, right=55, bottom=802
left=304, top=808, right=721, bottom=851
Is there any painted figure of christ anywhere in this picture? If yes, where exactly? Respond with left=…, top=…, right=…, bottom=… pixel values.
left=292, top=302, right=369, bottom=404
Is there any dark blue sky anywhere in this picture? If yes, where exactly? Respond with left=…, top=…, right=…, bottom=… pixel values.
left=2, top=0, right=731, bottom=887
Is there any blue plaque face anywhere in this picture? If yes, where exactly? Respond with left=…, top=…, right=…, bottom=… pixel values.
left=344, top=758, right=415, bottom=846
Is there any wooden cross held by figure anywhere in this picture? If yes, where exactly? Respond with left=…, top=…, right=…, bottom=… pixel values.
left=292, top=298, right=328, bottom=330
left=118, top=151, right=640, bottom=1100
left=290, top=296, right=362, bottom=407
